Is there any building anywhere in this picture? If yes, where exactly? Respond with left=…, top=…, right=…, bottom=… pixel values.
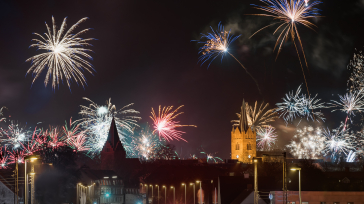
left=270, top=191, right=364, bottom=204
left=231, top=100, right=257, bottom=163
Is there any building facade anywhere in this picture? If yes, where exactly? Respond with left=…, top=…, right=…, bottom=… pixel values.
left=231, top=100, right=257, bottom=163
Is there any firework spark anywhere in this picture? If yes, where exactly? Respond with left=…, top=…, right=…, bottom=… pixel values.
left=286, top=126, right=325, bottom=159
left=257, top=126, right=277, bottom=150
left=150, top=105, right=196, bottom=142
left=232, top=101, right=277, bottom=131
left=195, top=22, right=261, bottom=94
left=75, top=97, right=140, bottom=154
left=0, top=147, right=8, bottom=169
left=346, top=150, right=356, bottom=162
left=26, top=17, right=94, bottom=89
left=250, top=0, right=321, bottom=93
left=299, top=94, right=326, bottom=122
left=8, top=149, right=26, bottom=164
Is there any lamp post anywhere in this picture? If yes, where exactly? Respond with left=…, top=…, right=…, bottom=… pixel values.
left=290, top=168, right=302, bottom=204
left=182, top=183, right=186, bottom=204
left=150, top=185, right=154, bottom=204
left=24, top=155, right=40, bottom=204
left=171, top=186, right=175, bottom=204
left=190, top=183, right=195, bottom=204
left=196, top=181, right=202, bottom=204
left=253, top=159, right=258, bottom=204
left=162, top=186, right=166, bottom=204
left=145, top=184, right=148, bottom=204
left=156, top=185, right=159, bottom=204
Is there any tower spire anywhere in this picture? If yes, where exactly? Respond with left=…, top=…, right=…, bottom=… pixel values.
left=107, top=117, right=119, bottom=149
left=239, top=99, right=249, bottom=132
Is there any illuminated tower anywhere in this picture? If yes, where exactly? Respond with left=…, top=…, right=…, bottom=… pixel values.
left=231, top=99, right=257, bottom=163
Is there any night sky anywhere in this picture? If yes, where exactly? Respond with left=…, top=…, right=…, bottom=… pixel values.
left=0, top=0, right=363, bottom=159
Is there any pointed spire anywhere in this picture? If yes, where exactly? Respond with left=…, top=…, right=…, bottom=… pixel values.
left=239, top=99, right=248, bottom=133
left=107, top=117, right=119, bottom=149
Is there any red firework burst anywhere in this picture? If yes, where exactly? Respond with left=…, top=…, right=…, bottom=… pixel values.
left=150, top=105, right=196, bottom=142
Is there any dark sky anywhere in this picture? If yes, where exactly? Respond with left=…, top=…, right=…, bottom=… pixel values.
left=0, top=0, right=363, bottom=159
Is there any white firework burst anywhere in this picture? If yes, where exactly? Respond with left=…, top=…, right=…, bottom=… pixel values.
left=26, top=16, right=95, bottom=89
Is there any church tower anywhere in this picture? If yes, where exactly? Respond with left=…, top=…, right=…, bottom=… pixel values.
left=101, top=117, right=126, bottom=170
left=231, top=99, right=257, bottom=163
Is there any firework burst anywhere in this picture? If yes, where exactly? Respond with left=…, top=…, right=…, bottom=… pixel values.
left=286, top=126, right=325, bottom=159
left=150, top=105, right=196, bottom=142
left=75, top=97, right=140, bottom=154
left=131, top=127, right=162, bottom=160
left=348, top=50, right=364, bottom=92
left=330, top=89, right=364, bottom=129
left=0, top=121, right=30, bottom=150
left=257, top=126, right=277, bottom=150
left=26, top=17, right=95, bottom=89
left=232, top=101, right=277, bottom=131
left=195, top=22, right=261, bottom=94
left=250, top=0, right=322, bottom=93
left=200, top=151, right=223, bottom=163
left=323, top=125, right=355, bottom=161
left=276, top=85, right=326, bottom=123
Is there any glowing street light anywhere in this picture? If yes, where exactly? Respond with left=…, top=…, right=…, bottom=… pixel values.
left=196, top=181, right=202, bottom=204
left=182, top=183, right=186, bottom=204
left=291, top=168, right=302, bottom=204
left=156, top=185, right=160, bottom=204
left=150, top=185, right=154, bottom=204
left=162, top=186, right=166, bottom=204
left=24, top=154, right=40, bottom=204
left=171, top=186, right=175, bottom=204
left=190, top=183, right=195, bottom=204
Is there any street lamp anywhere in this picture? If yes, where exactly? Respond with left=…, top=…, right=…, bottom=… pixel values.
left=24, top=154, right=40, bottom=204
left=253, top=159, right=258, bottom=204
left=291, top=168, right=302, bottom=204
left=190, top=183, right=195, bottom=204
left=156, top=185, right=159, bottom=204
left=171, top=186, right=175, bottom=204
left=182, top=183, right=186, bottom=204
left=150, top=185, right=154, bottom=204
left=162, top=186, right=166, bottom=204
left=196, top=181, right=202, bottom=204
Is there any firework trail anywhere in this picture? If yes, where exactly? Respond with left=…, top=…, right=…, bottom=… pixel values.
left=323, top=125, right=355, bottom=162
left=330, top=89, right=364, bottom=130
left=257, top=126, right=277, bottom=150
left=276, top=85, right=326, bottom=123
left=8, top=149, right=26, bottom=164
left=75, top=97, right=140, bottom=154
left=189, top=154, right=198, bottom=159
left=26, top=17, right=95, bottom=89
left=286, top=126, right=325, bottom=159
left=232, top=101, right=277, bottom=131
left=0, top=107, right=7, bottom=123
left=250, top=0, right=321, bottom=95
left=0, top=121, right=30, bottom=150
left=150, top=105, right=196, bottom=142
left=21, top=128, right=44, bottom=155
left=195, top=22, right=261, bottom=94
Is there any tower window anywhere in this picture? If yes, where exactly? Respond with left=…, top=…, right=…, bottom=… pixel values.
left=247, top=144, right=252, bottom=150
left=236, top=143, right=240, bottom=150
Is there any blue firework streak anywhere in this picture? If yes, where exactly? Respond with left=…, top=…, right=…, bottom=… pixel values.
left=194, top=22, right=261, bottom=94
